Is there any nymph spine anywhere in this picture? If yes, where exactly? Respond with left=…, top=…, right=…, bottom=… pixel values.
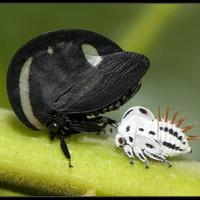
left=157, top=108, right=196, bottom=157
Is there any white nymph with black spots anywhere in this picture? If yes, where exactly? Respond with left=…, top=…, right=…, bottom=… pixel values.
left=115, top=106, right=198, bottom=168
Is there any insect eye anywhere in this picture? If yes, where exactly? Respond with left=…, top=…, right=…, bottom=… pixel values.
left=115, top=134, right=126, bottom=147
left=47, top=121, right=59, bottom=133
left=118, top=137, right=126, bottom=147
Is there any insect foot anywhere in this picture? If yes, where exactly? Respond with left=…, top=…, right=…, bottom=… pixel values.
left=130, top=160, right=134, bottom=165
left=168, top=163, right=172, bottom=168
left=114, top=106, right=198, bottom=168
left=145, top=161, right=149, bottom=169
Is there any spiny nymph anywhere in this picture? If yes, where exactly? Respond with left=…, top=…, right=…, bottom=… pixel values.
left=115, top=106, right=198, bottom=168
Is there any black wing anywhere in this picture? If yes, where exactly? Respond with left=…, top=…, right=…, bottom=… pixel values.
left=54, top=51, right=150, bottom=114
left=7, top=29, right=123, bottom=128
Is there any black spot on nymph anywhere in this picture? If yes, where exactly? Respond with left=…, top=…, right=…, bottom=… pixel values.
left=169, top=128, right=173, bottom=134
left=129, top=136, right=133, bottom=143
left=174, top=131, right=178, bottom=137
left=139, top=128, right=144, bottom=131
left=149, top=131, right=155, bottom=135
left=123, top=109, right=133, bottom=119
left=126, top=126, right=130, bottom=132
left=162, top=142, right=183, bottom=151
left=168, top=129, right=180, bottom=141
left=164, top=127, right=168, bottom=132
left=146, top=143, right=154, bottom=148
left=139, top=108, right=147, bottom=114
left=178, top=136, right=182, bottom=141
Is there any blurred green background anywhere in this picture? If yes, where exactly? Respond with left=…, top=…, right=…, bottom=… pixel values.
left=0, top=3, right=200, bottom=195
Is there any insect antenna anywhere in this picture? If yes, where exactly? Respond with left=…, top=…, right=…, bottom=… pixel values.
left=176, top=117, right=186, bottom=127
left=171, top=111, right=179, bottom=124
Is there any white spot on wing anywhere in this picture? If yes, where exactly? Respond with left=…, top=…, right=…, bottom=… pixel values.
left=19, top=57, right=43, bottom=129
left=81, top=44, right=102, bottom=67
left=47, top=46, right=53, bottom=55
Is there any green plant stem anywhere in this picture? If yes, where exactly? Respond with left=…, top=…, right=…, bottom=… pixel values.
left=0, top=108, right=200, bottom=196
left=0, top=186, right=25, bottom=196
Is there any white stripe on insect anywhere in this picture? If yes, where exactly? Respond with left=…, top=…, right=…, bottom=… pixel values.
left=19, top=57, right=43, bottom=129
left=81, top=44, right=102, bottom=67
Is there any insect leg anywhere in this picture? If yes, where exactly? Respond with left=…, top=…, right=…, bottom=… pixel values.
left=143, top=150, right=172, bottom=168
left=165, top=160, right=172, bottom=167
left=49, top=131, right=55, bottom=140
left=46, top=121, right=59, bottom=138
left=60, top=136, right=73, bottom=168
left=46, top=120, right=74, bottom=168
left=133, top=148, right=149, bottom=169
left=123, top=145, right=135, bottom=165
left=102, top=117, right=119, bottom=128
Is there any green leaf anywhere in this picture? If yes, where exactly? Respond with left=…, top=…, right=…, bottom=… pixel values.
left=0, top=108, right=200, bottom=196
